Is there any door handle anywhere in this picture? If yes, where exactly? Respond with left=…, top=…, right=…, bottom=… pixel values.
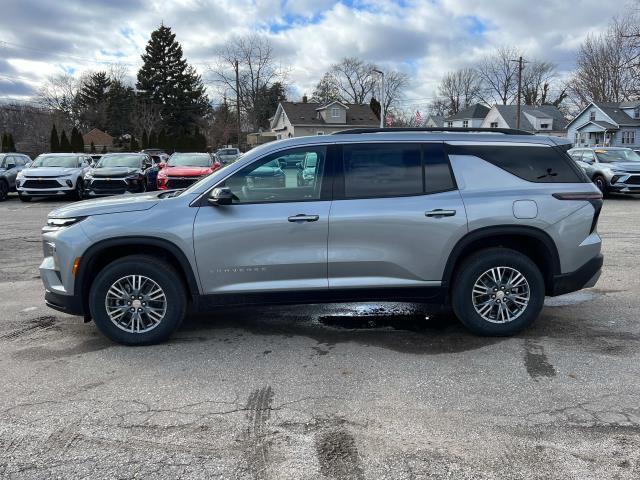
left=288, top=214, right=319, bottom=222
left=425, top=209, right=456, bottom=218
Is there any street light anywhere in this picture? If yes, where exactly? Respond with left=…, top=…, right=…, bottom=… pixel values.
left=372, top=68, right=384, bottom=129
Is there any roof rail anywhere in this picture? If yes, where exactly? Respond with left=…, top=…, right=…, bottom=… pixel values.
left=332, top=127, right=534, bottom=135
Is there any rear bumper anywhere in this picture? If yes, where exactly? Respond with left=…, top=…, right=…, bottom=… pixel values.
left=549, top=254, right=603, bottom=296
left=45, top=290, right=84, bottom=316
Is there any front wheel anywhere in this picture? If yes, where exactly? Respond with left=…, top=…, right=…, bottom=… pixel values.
left=0, top=181, right=8, bottom=201
left=89, top=256, right=187, bottom=345
left=593, top=175, right=608, bottom=196
left=452, top=248, right=545, bottom=336
left=72, top=180, right=84, bottom=200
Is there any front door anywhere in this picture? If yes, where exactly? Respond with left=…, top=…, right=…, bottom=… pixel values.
left=193, top=145, right=332, bottom=295
left=328, top=142, right=468, bottom=289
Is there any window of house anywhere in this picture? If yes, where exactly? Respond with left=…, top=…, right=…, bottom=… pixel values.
left=634, top=107, right=640, bottom=119
left=316, top=131, right=324, bottom=135
left=589, top=111, right=596, bottom=121
left=490, top=122, right=498, bottom=128
left=622, top=130, right=636, bottom=144
left=222, top=147, right=326, bottom=204
left=446, top=121, right=453, bottom=128
left=331, top=107, right=340, bottom=118
left=540, top=123, right=549, bottom=129
left=462, top=120, right=469, bottom=128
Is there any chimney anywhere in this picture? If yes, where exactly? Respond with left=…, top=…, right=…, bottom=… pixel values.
left=302, top=94, right=308, bottom=103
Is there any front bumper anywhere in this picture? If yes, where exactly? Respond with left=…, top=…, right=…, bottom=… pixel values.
left=85, top=177, right=144, bottom=196
left=549, top=254, right=603, bottom=296
left=18, top=179, right=75, bottom=196
left=45, top=290, right=85, bottom=316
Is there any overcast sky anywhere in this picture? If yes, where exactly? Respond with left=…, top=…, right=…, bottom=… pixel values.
left=0, top=0, right=633, bottom=111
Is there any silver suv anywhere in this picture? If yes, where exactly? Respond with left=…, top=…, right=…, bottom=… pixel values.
left=40, top=129, right=604, bottom=345
left=568, top=147, right=640, bottom=195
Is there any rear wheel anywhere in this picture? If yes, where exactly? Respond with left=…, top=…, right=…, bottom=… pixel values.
left=0, top=181, right=8, bottom=201
left=452, top=248, right=545, bottom=336
left=89, top=256, right=187, bottom=345
left=73, top=179, right=84, bottom=200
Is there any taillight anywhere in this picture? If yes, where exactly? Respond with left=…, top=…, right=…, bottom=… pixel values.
left=553, top=192, right=603, bottom=233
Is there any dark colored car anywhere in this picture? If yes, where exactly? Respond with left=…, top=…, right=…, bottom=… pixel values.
left=157, top=152, right=220, bottom=190
left=296, top=152, right=320, bottom=186
left=84, top=153, right=152, bottom=197
left=244, top=159, right=286, bottom=189
left=145, top=154, right=169, bottom=191
left=0, top=153, right=31, bottom=201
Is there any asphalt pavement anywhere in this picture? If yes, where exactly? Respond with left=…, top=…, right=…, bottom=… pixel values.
left=0, top=192, right=639, bottom=479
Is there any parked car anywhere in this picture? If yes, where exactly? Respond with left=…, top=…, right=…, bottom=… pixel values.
left=157, top=152, right=221, bottom=190
left=215, top=147, right=241, bottom=165
left=89, top=155, right=102, bottom=166
left=568, top=147, right=640, bottom=195
left=141, top=148, right=167, bottom=157
left=0, top=153, right=31, bottom=201
left=16, top=153, right=90, bottom=202
left=40, top=129, right=603, bottom=345
left=296, top=151, right=319, bottom=186
left=84, top=153, right=152, bottom=197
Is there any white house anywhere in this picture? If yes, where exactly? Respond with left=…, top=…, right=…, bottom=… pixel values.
left=565, top=101, right=640, bottom=147
left=480, top=105, right=568, bottom=135
left=443, top=104, right=490, bottom=128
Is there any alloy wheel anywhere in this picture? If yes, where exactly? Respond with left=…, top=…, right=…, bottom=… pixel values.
left=471, top=266, right=530, bottom=324
left=105, top=275, right=167, bottom=333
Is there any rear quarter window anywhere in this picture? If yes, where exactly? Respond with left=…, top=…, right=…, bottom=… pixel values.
left=448, top=144, right=589, bottom=183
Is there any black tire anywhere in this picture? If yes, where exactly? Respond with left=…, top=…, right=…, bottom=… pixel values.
left=0, top=180, right=8, bottom=201
left=593, top=175, right=608, bottom=197
left=89, top=255, right=187, bottom=345
left=451, top=248, right=545, bottom=336
left=18, top=193, right=32, bottom=202
left=73, top=179, right=84, bottom=200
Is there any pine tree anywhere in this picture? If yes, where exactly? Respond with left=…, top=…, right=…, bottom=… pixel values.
left=148, top=130, right=158, bottom=148
left=141, top=130, right=149, bottom=149
left=136, top=25, right=210, bottom=132
left=60, top=130, right=71, bottom=152
left=90, top=141, right=96, bottom=153
left=130, top=135, right=139, bottom=151
left=157, top=129, right=167, bottom=151
left=50, top=125, right=60, bottom=152
left=370, top=97, right=381, bottom=120
left=106, top=79, right=135, bottom=136
left=70, top=127, right=82, bottom=152
left=1, top=133, right=7, bottom=153
left=77, top=72, right=112, bottom=131
left=101, top=145, right=107, bottom=154
left=8, top=134, right=16, bottom=152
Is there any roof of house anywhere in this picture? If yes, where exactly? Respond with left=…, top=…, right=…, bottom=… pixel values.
left=426, top=115, right=445, bottom=125
left=619, top=100, right=640, bottom=109
left=447, top=104, right=490, bottom=121
left=493, top=104, right=568, bottom=131
left=82, top=128, right=113, bottom=146
left=576, top=120, right=619, bottom=131
left=277, top=101, right=378, bottom=126
left=594, top=103, right=640, bottom=126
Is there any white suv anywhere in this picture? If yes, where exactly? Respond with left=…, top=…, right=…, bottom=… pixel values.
left=17, top=153, right=92, bottom=201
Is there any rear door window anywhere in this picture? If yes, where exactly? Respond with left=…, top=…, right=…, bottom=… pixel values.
left=448, top=144, right=588, bottom=183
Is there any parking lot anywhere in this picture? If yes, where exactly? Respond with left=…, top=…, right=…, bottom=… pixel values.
left=0, top=193, right=639, bottom=479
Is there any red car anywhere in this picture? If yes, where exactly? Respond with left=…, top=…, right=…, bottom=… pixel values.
left=157, top=152, right=220, bottom=190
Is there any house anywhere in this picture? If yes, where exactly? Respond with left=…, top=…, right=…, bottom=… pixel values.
left=443, top=104, right=490, bottom=128
left=425, top=115, right=445, bottom=127
left=480, top=104, right=568, bottom=135
left=270, top=99, right=379, bottom=138
left=247, top=131, right=278, bottom=147
left=83, top=128, right=113, bottom=150
left=565, top=101, right=640, bottom=147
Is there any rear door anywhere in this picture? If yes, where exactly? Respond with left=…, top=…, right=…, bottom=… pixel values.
left=328, top=142, right=468, bottom=289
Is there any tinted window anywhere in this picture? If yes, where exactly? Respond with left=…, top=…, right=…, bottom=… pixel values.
left=32, top=155, right=81, bottom=168
left=223, top=147, right=326, bottom=203
left=424, top=143, right=455, bottom=193
left=582, top=151, right=595, bottom=163
left=594, top=149, right=640, bottom=163
left=449, top=145, right=588, bottom=183
left=343, top=144, right=422, bottom=198
left=97, top=154, right=144, bottom=168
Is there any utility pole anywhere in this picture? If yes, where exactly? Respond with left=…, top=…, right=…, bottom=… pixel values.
left=235, top=60, right=241, bottom=149
left=513, top=56, right=525, bottom=130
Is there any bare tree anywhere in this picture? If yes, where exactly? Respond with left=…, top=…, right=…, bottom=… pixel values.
left=521, top=60, right=567, bottom=106
left=568, top=18, right=638, bottom=107
left=131, top=99, right=162, bottom=137
left=427, top=98, right=449, bottom=117
left=37, top=73, right=82, bottom=124
left=437, top=68, right=483, bottom=115
left=477, top=46, right=521, bottom=105
left=0, top=103, right=63, bottom=156
left=329, top=57, right=377, bottom=104
left=210, top=34, right=288, bottom=131
left=380, top=70, right=409, bottom=114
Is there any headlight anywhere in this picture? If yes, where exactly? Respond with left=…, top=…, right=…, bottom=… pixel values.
left=16, top=171, right=24, bottom=179
left=43, top=216, right=86, bottom=232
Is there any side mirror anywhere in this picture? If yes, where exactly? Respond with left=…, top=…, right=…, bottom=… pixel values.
left=6, top=163, right=16, bottom=170
left=25, top=162, right=32, bottom=168
left=208, top=187, right=234, bottom=206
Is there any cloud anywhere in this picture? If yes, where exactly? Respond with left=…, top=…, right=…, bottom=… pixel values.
left=0, top=0, right=630, bottom=109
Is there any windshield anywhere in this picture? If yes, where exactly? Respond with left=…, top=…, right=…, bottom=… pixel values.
left=32, top=155, right=80, bottom=168
left=96, top=154, right=144, bottom=168
left=167, top=153, right=211, bottom=167
left=595, top=149, right=640, bottom=163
